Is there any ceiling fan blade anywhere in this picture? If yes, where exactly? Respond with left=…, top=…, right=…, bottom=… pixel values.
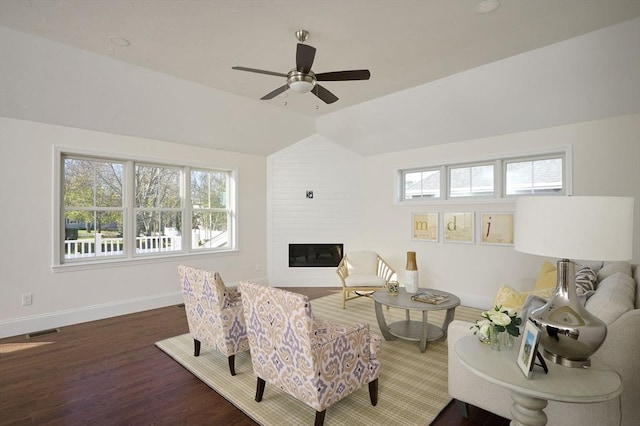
left=260, top=85, right=289, bottom=100
left=296, top=43, right=316, bottom=74
left=312, top=85, right=339, bottom=104
left=232, top=66, right=287, bottom=78
left=316, top=70, right=371, bottom=81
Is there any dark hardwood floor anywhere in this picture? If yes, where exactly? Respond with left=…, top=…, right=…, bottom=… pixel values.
left=0, top=287, right=508, bottom=425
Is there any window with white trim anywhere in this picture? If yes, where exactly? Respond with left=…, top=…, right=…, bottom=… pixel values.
left=403, top=169, right=441, bottom=199
left=60, top=153, right=234, bottom=264
left=398, top=150, right=567, bottom=202
left=449, top=164, right=494, bottom=198
left=504, top=157, right=563, bottom=195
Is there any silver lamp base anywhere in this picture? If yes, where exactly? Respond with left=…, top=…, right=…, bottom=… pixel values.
left=529, top=259, right=607, bottom=368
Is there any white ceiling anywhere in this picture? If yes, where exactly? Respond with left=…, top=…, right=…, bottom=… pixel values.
left=1, top=1, right=639, bottom=157
left=1, top=0, right=639, bottom=118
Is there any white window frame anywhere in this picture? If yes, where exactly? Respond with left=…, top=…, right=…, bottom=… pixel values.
left=502, top=154, right=566, bottom=197
left=401, top=167, right=443, bottom=200
left=53, top=147, right=238, bottom=270
left=447, top=162, right=496, bottom=199
left=396, top=146, right=571, bottom=204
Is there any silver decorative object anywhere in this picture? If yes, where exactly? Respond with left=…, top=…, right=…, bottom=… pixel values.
left=514, top=196, right=634, bottom=368
left=529, top=259, right=606, bottom=367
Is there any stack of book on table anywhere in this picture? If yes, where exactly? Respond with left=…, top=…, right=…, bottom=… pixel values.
left=410, top=291, right=449, bottom=304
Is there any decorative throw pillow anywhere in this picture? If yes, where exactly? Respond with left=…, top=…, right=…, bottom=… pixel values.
left=597, top=261, right=632, bottom=282
left=534, top=261, right=557, bottom=291
left=493, top=284, right=555, bottom=311
left=585, top=272, right=635, bottom=325
left=575, top=266, right=597, bottom=297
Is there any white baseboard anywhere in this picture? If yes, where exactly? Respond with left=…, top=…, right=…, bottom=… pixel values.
left=0, top=292, right=183, bottom=339
left=0, top=278, right=272, bottom=339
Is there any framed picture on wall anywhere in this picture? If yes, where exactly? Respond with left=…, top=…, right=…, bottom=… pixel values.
left=480, top=212, right=514, bottom=246
left=443, top=212, right=475, bottom=244
left=411, top=212, right=439, bottom=242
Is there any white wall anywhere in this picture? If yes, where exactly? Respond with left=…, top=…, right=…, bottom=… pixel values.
left=0, top=117, right=267, bottom=338
left=361, top=114, right=640, bottom=308
left=268, top=134, right=363, bottom=285
left=268, top=114, right=639, bottom=309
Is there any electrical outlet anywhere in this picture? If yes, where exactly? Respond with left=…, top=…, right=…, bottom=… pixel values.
left=255, top=263, right=261, bottom=272
left=22, top=293, right=33, bottom=306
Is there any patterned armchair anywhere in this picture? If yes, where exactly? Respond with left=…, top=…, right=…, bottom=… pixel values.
left=336, top=251, right=396, bottom=309
left=178, top=265, right=249, bottom=376
left=239, top=281, right=381, bottom=426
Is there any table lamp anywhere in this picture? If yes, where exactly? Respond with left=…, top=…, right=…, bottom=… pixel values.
left=514, top=196, right=634, bottom=367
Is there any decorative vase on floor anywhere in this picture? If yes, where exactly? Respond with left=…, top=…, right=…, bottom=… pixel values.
left=405, top=251, right=419, bottom=294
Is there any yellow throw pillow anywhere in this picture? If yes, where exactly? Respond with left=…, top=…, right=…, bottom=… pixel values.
left=534, top=260, right=557, bottom=291
left=493, top=284, right=555, bottom=311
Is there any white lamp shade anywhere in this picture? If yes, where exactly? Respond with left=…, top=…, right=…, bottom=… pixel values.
left=514, top=196, right=634, bottom=261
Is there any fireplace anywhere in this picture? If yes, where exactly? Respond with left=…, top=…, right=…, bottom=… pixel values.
left=289, top=243, right=343, bottom=267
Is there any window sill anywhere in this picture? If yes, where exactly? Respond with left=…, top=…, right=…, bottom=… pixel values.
left=51, top=249, right=239, bottom=273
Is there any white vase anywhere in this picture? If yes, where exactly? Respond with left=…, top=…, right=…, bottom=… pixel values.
left=405, top=251, right=419, bottom=294
left=405, top=270, right=419, bottom=293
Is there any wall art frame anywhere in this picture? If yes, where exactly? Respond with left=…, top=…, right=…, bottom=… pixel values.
left=480, top=212, right=514, bottom=246
left=443, top=212, right=475, bottom=244
left=411, top=212, right=439, bottom=242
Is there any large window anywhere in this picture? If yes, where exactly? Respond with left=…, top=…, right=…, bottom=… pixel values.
left=191, top=169, right=230, bottom=250
left=63, top=158, right=124, bottom=258
left=59, top=153, right=235, bottom=265
left=398, top=150, right=567, bottom=202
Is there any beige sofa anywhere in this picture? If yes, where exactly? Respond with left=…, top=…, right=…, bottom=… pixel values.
left=448, top=262, right=640, bottom=426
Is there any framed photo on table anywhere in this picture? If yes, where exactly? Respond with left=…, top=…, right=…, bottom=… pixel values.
left=411, top=212, right=439, bottom=242
left=443, top=212, right=475, bottom=244
left=480, top=212, right=514, bottom=246
left=518, top=320, right=541, bottom=379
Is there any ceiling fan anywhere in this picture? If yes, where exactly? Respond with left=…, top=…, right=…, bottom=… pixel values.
left=232, top=29, right=370, bottom=104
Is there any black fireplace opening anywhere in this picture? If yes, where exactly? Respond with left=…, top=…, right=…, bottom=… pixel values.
left=289, top=243, right=343, bottom=267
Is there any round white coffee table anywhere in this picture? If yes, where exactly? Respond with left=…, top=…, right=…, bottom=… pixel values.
left=372, top=287, right=460, bottom=352
left=455, top=335, right=622, bottom=426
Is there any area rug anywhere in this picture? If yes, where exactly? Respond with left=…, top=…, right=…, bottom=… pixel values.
left=155, top=292, right=482, bottom=426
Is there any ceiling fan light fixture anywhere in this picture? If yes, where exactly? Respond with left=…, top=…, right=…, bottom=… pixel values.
left=287, top=70, right=316, bottom=93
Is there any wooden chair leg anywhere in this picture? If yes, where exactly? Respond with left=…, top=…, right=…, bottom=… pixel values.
left=368, top=378, right=378, bottom=406
left=255, top=377, right=266, bottom=402
left=228, top=354, right=236, bottom=376
left=193, top=339, right=201, bottom=357
left=314, top=410, right=326, bottom=426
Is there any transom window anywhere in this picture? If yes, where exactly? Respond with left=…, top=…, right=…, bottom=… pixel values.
left=59, top=153, right=235, bottom=265
left=504, top=157, right=563, bottom=195
left=398, top=150, right=567, bottom=202
left=449, top=164, right=494, bottom=198
left=403, top=169, right=440, bottom=199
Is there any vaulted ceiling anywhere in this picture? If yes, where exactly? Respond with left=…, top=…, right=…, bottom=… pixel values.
left=1, top=1, right=639, bottom=155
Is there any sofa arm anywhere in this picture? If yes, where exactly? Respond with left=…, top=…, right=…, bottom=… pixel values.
left=447, top=320, right=513, bottom=420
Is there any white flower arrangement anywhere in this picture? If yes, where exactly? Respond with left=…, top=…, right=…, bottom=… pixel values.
left=471, top=305, right=522, bottom=340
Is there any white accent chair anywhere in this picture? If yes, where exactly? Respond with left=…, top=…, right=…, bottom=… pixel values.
left=336, top=251, right=396, bottom=309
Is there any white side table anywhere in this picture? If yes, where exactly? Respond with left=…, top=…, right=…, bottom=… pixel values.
left=455, top=335, right=622, bottom=426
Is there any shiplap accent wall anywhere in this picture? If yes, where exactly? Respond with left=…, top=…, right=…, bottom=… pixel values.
left=268, top=134, right=364, bottom=286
